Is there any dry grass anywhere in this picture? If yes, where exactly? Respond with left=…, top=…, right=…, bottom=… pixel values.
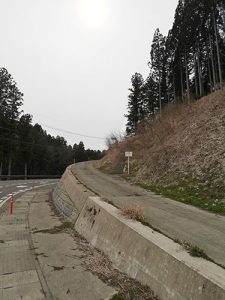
left=100, top=195, right=116, bottom=207
left=100, top=87, right=225, bottom=188
left=100, top=195, right=110, bottom=203
left=68, top=229, right=159, bottom=300
left=120, top=207, right=144, bottom=222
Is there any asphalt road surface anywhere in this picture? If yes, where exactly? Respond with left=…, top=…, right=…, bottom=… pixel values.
left=0, top=179, right=58, bottom=211
left=72, top=161, right=225, bottom=267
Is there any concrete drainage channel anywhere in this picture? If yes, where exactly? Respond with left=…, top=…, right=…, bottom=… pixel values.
left=53, top=166, right=225, bottom=300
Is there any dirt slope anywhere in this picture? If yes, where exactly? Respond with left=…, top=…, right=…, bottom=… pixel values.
left=100, top=88, right=225, bottom=192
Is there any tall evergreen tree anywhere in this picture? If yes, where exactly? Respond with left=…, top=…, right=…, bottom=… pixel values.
left=125, top=73, right=144, bottom=135
left=124, top=0, right=225, bottom=127
left=142, top=75, right=158, bottom=117
left=150, top=29, right=166, bottom=114
left=0, top=68, right=24, bottom=176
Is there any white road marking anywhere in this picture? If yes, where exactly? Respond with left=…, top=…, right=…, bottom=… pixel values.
left=0, top=181, right=56, bottom=208
left=0, top=195, right=11, bottom=208
left=16, top=185, right=28, bottom=188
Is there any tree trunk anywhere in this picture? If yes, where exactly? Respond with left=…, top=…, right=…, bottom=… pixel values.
left=184, top=48, right=190, bottom=102
left=180, top=56, right=184, bottom=100
left=0, top=160, right=2, bottom=179
left=173, top=74, right=176, bottom=103
left=194, top=53, right=199, bottom=97
left=213, top=11, right=222, bottom=89
left=208, top=58, right=213, bottom=93
left=158, top=80, right=162, bottom=116
left=209, top=35, right=216, bottom=90
left=196, top=49, right=203, bottom=96
left=7, top=155, right=12, bottom=179
left=158, top=41, right=162, bottom=117
left=223, top=10, right=225, bottom=43
left=25, top=163, right=27, bottom=180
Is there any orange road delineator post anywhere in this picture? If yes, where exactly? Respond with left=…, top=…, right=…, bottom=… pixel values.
left=10, top=194, right=13, bottom=215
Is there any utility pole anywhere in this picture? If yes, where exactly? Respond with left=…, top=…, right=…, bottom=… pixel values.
left=0, top=160, right=2, bottom=180
left=25, top=163, right=27, bottom=180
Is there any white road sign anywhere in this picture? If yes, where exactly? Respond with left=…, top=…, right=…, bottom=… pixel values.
left=125, top=152, right=132, bottom=157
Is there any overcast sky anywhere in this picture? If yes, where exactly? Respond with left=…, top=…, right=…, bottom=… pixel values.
left=0, top=0, right=178, bottom=150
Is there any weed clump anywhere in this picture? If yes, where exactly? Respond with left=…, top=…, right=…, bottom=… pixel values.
left=100, top=195, right=110, bottom=203
left=176, top=240, right=212, bottom=261
left=189, top=245, right=209, bottom=259
left=111, top=293, right=125, bottom=300
left=63, top=222, right=73, bottom=229
left=100, top=195, right=117, bottom=207
left=120, top=207, right=144, bottom=222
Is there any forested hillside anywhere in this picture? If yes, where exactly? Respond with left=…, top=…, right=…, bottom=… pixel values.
left=126, top=0, right=225, bottom=134
left=101, top=0, right=225, bottom=213
left=0, top=68, right=102, bottom=176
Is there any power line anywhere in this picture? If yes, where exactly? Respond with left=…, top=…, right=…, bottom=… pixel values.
left=0, top=122, right=106, bottom=141
left=0, top=126, right=106, bottom=151
left=40, top=124, right=106, bottom=140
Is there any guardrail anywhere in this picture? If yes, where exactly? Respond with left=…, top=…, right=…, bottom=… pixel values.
left=0, top=175, right=61, bottom=180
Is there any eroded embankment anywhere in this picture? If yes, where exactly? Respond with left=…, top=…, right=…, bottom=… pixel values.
left=53, top=165, right=225, bottom=300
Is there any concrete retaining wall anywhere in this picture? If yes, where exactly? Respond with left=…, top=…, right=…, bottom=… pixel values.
left=53, top=166, right=93, bottom=222
left=75, top=197, right=225, bottom=300
left=53, top=166, right=225, bottom=300
left=52, top=181, right=76, bottom=221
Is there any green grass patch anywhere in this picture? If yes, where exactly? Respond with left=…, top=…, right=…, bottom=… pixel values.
left=121, top=174, right=134, bottom=181
left=175, top=239, right=214, bottom=261
left=63, top=222, right=73, bottom=229
left=189, top=245, right=210, bottom=259
left=110, top=294, right=125, bottom=300
left=137, top=181, right=225, bottom=215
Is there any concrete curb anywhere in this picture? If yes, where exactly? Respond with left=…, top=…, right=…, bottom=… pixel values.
left=53, top=166, right=225, bottom=300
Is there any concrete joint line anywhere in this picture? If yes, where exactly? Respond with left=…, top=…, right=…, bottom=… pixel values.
left=27, top=193, right=54, bottom=300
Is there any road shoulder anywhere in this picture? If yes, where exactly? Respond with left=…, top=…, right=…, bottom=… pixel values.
left=28, top=190, right=117, bottom=300
left=0, top=192, right=46, bottom=300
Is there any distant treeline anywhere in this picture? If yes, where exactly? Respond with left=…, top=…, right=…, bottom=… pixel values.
left=126, top=0, right=225, bottom=134
left=0, top=68, right=103, bottom=176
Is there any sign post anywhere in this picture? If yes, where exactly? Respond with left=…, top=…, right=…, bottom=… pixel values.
left=125, top=152, right=132, bottom=175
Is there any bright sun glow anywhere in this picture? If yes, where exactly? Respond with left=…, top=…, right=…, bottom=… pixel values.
left=78, top=0, right=109, bottom=29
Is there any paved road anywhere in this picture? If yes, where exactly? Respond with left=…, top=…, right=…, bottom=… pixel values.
left=72, top=161, right=225, bottom=266
left=0, top=179, right=58, bottom=211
